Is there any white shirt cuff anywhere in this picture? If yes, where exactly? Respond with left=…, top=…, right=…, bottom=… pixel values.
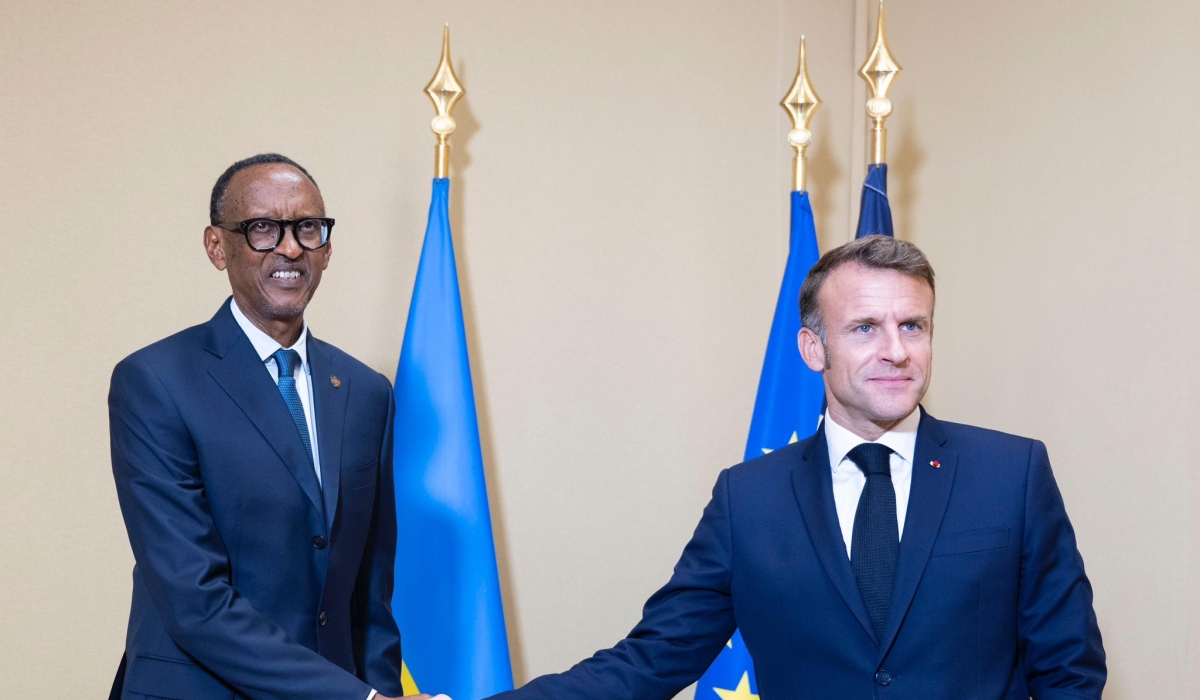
left=366, top=690, right=378, bottom=700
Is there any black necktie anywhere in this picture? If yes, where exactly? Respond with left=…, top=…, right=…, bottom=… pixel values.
left=848, top=442, right=898, bottom=640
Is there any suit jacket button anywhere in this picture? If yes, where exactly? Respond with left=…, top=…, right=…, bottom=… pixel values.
left=318, top=611, right=329, bottom=626
left=312, top=535, right=327, bottom=549
left=875, top=670, right=893, bottom=686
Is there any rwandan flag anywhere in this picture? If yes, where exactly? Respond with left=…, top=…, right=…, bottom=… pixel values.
left=693, top=190, right=825, bottom=699
left=392, top=178, right=514, bottom=699
left=855, top=163, right=894, bottom=238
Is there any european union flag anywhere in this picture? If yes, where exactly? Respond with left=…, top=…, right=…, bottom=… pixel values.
left=392, top=178, right=514, bottom=700
left=694, top=191, right=824, bottom=700
left=855, top=163, right=894, bottom=238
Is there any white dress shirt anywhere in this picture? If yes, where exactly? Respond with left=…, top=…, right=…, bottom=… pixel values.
left=824, top=407, right=920, bottom=559
left=232, top=301, right=382, bottom=699
left=230, top=298, right=322, bottom=487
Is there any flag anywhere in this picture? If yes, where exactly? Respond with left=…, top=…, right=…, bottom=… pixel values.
left=392, top=177, right=514, bottom=700
left=855, top=163, right=894, bottom=238
left=743, top=191, right=826, bottom=456
left=694, top=190, right=825, bottom=700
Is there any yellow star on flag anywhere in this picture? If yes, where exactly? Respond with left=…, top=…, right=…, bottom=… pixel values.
left=713, top=671, right=759, bottom=700
left=761, top=431, right=800, bottom=455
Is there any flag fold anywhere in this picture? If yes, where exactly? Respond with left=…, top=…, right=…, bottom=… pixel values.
left=854, top=163, right=894, bottom=238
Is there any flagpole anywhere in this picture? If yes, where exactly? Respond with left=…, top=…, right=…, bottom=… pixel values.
left=858, top=1, right=901, bottom=165
left=781, top=37, right=822, bottom=193
left=425, top=24, right=465, bottom=178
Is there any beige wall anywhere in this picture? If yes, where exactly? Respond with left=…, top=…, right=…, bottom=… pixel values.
left=0, top=1, right=1195, bottom=697
left=883, top=2, right=1200, bottom=697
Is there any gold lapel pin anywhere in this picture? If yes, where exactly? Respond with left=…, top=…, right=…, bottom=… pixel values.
left=930, top=460, right=941, bottom=468
left=330, top=376, right=341, bottom=388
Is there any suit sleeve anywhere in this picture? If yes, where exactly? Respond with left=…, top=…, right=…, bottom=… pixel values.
left=352, top=379, right=404, bottom=694
left=1019, top=440, right=1107, bottom=700
left=109, top=356, right=373, bottom=700
left=492, top=468, right=738, bottom=700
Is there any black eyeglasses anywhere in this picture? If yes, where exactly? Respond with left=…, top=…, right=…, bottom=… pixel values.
left=216, top=217, right=335, bottom=252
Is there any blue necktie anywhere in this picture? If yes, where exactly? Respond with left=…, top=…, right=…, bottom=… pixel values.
left=272, top=349, right=314, bottom=467
left=848, top=442, right=898, bottom=640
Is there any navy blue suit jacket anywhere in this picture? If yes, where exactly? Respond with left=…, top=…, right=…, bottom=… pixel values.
left=109, top=300, right=404, bottom=699
left=494, top=410, right=1105, bottom=700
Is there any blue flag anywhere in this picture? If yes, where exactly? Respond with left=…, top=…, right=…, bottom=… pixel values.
left=392, top=178, right=514, bottom=700
left=855, top=163, right=894, bottom=238
left=694, top=191, right=825, bottom=700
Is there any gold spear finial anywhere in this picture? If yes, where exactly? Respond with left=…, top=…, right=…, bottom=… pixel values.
left=425, top=24, right=464, bottom=178
left=858, top=1, right=902, bottom=165
left=781, top=36, right=822, bottom=192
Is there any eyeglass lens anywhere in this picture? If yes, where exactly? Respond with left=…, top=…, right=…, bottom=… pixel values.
left=246, top=219, right=330, bottom=251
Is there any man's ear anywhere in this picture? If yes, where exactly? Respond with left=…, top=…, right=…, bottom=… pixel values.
left=318, top=241, right=332, bottom=270
left=204, top=226, right=228, bottom=271
left=798, top=327, right=827, bottom=372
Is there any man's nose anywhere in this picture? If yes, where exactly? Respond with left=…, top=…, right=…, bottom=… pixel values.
left=274, top=225, right=303, bottom=259
left=878, top=326, right=909, bottom=364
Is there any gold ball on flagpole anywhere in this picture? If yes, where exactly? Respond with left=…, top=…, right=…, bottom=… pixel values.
left=788, top=128, right=813, bottom=148
left=431, top=115, right=457, bottom=136
left=866, top=97, right=893, bottom=118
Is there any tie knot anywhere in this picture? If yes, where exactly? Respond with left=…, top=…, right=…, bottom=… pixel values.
left=847, top=442, right=893, bottom=477
left=273, top=348, right=301, bottom=377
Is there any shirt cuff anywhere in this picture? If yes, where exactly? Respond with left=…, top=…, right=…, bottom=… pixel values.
left=366, top=690, right=378, bottom=700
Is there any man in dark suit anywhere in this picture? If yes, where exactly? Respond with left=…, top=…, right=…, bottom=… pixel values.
left=109, top=154, right=430, bottom=700
left=490, top=236, right=1105, bottom=700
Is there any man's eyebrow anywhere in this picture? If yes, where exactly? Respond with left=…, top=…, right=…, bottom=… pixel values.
left=842, top=314, right=931, bottom=330
left=844, top=316, right=881, bottom=328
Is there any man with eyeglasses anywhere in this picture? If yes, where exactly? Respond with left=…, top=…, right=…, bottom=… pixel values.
left=108, top=154, right=432, bottom=700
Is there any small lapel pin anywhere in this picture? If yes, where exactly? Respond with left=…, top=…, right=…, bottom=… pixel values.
left=930, top=460, right=941, bottom=468
left=330, top=376, right=341, bottom=388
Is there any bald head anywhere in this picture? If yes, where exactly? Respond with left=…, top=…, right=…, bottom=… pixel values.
left=209, top=153, right=319, bottom=225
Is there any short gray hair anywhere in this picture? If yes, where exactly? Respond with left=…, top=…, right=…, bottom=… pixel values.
left=799, top=235, right=936, bottom=342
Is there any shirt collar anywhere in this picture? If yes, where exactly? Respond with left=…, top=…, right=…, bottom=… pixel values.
left=229, top=297, right=310, bottom=367
left=823, top=406, right=920, bottom=471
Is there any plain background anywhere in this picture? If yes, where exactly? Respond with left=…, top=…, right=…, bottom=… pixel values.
left=1, top=0, right=1196, bottom=697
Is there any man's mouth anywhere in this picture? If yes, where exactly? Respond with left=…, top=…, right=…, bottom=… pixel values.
left=870, top=377, right=912, bottom=386
left=270, top=270, right=302, bottom=279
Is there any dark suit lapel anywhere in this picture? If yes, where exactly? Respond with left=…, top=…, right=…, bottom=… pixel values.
left=879, top=408, right=958, bottom=656
left=203, top=300, right=325, bottom=518
left=308, top=335, right=346, bottom=531
left=792, top=429, right=879, bottom=645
